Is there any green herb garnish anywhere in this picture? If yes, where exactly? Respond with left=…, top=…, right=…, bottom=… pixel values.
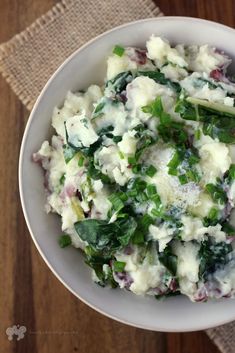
left=159, top=246, right=177, bottom=276
left=113, top=45, right=125, bottom=57
left=228, top=164, right=235, bottom=181
left=59, top=234, right=72, bottom=248
left=59, top=173, right=66, bottom=185
left=75, top=216, right=137, bottom=253
left=199, top=239, right=232, bottom=279
left=108, top=193, right=125, bottom=213
left=167, top=151, right=181, bottom=175
left=113, top=261, right=126, bottom=272
left=146, top=165, right=157, bottom=177
left=63, top=144, right=77, bottom=163
left=78, top=156, right=85, bottom=167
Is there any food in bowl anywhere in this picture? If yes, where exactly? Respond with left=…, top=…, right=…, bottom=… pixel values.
left=33, top=35, right=235, bottom=302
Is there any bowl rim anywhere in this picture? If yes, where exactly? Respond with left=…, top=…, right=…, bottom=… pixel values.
left=19, top=16, right=235, bottom=332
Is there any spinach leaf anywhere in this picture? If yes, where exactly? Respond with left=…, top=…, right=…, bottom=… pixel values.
left=187, top=97, right=235, bottom=118
left=105, top=71, right=133, bottom=94
left=107, top=70, right=181, bottom=95
left=175, top=99, right=199, bottom=121
left=228, top=164, right=235, bottom=181
left=132, top=214, right=154, bottom=245
left=63, top=144, right=77, bottom=163
left=222, top=221, right=235, bottom=236
left=75, top=216, right=137, bottom=254
left=87, top=159, right=112, bottom=184
left=84, top=246, right=117, bottom=288
left=199, top=239, right=232, bottom=280
left=65, top=123, right=114, bottom=158
left=138, top=70, right=181, bottom=93
left=158, top=121, right=188, bottom=144
left=159, top=246, right=177, bottom=276
left=175, top=97, right=235, bottom=143
left=193, top=77, right=219, bottom=90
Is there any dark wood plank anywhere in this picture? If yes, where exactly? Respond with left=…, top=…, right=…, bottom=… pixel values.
left=1, top=0, right=235, bottom=352
left=156, top=0, right=235, bottom=27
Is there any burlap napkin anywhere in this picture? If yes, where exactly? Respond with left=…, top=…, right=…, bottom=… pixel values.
left=0, top=0, right=234, bottom=352
left=0, top=0, right=162, bottom=110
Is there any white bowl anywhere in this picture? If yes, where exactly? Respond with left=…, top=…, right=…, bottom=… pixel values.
left=19, top=17, right=235, bottom=332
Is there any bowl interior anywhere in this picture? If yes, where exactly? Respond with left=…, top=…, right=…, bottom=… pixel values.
left=19, top=17, right=235, bottom=332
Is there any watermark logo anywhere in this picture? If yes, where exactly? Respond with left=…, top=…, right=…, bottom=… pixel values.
left=6, top=325, right=27, bottom=341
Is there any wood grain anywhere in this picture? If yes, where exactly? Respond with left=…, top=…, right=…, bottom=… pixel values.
left=1, top=0, right=235, bottom=352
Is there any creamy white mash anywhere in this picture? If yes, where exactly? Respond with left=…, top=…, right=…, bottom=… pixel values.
left=34, top=37, right=235, bottom=301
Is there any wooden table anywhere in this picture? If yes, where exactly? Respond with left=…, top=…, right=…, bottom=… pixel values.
left=1, top=0, right=235, bottom=352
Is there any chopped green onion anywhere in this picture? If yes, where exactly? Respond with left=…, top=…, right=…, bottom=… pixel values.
left=118, top=151, right=125, bottom=159
left=151, top=193, right=162, bottom=206
left=168, top=168, right=178, bottom=176
left=113, top=261, right=126, bottom=272
left=119, top=192, right=128, bottom=202
left=167, top=151, right=180, bottom=174
left=113, top=45, right=125, bottom=57
left=188, top=154, right=200, bottom=165
left=205, top=183, right=227, bottom=204
left=141, top=105, right=152, bottom=114
left=208, top=207, right=219, bottom=220
left=203, top=207, right=219, bottom=226
left=178, top=174, right=187, bottom=185
left=59, top=173, right=66, bottom=185
left=108, top=194, right=124, bottom=212
left=129, top=178, right=147, bottom=192
left=132, top=231, right=145, bottom=245
left=147, top=184, right=157, bottom=197
left=132, top=164, right=142, bottom=174
left=160, top=111, right=171, bottom=125
left=195, top=129, right=201, bottom=140
left=146, top=165, right=157, bottom=177
left=139, top=214, right=154, bottom=230
left=186, top=169, right=201, bottom=183
left=78, top=156, right=85, bottom=167
left=127, top=189, right=138, bottom=197
left=151, top=206, right=163, bottom=217
left=178, top=130, right=188, bottom=143
left=59, top=234, right=72, bottom=248
left=128, top=156, right=137, bottom=165
left=135, top=192, right=148, bottom=202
